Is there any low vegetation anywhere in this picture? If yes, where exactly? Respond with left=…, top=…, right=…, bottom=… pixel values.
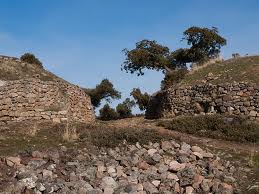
left=161, top=68, right=189, bottom=89
left=99, top=98, right=135, bottom=121
left=0, top=53, right=62, bottom=81
left=20, top=53, right=43, bottom=68
left=0, top=120, right=167, bottom=156
left=181, top=56, right=259, bottom=85
left=158, top=115, right=259, bottom=143
left=99, top=104, right=119, bottom=121
left=80, top=127, right=165, bottom=148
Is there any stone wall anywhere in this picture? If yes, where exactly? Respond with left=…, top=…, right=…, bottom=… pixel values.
left=0, top=78, right=95, bottom=124
left=146, top=83, right=259, bottom=120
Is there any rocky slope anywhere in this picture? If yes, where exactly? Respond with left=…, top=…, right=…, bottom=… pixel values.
left=1, top=140, right=239, bottom=194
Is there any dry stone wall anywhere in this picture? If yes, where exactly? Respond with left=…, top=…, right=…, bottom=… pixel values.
left=146, top=83, right=259, bottom=120
left=0, top=78, right=95, bottom=124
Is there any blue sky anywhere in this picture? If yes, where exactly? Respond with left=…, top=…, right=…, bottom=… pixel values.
left=0, top=0, right=259, bottom=112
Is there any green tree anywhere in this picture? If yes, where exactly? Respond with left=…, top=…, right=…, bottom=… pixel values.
left=122, top=40, right=176, bottom=76
left=20, top=53, right=43, bottom=68
left=183, top=26, right=227, bottom=62
left=116, top=98, right=135, bottom=119
left=84, top=79, right=121, bottom=108
left=130, top=88, right=150, bottom=111
left=122, top=27, right=226, bottom=88
left=99, top=104, right=118, bottom=121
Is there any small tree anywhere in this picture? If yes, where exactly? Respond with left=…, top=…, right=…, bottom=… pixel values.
left=20, top=53, right=43, bottom=68
left=116, top=98, right=135, bottom=119
left=99, top=104, right=118, bottom=121
left=84, top=79, right=121, bottom=108
left=130, top=88, right=150, bottom=111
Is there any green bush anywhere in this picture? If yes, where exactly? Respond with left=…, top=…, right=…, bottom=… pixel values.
left=20, top=53, right=43, bottom=68
left=116, top=98, right=135, bottom=119
left=161, top=68, right=188, bottom=89
left=99, top=104, right=118, bottom=121
left=158, top=115, right=259, bottom=143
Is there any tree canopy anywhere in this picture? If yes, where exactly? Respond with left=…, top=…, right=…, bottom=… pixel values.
left=182, top=26, right=227, bottom=62
left=84, top=79, right=121, bottom=108
left=122, top=40, right=173, bottom=76
left=130, top=88, right=150, bottom=111
left=122, top=26, right=226, bottom=80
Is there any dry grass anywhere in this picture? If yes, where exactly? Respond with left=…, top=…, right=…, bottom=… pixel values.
left=62, top=122, right=79, bottom=142
left=26, top=122, right=40, bottom=137
left=158, top=115, right=259, bottom=143
left=181, top=55, right=259, bottom=85
left=248, top=144, right=259, bottom=168
left=80, top=127, right=167, bottom=148
left=0, top=57, right=68, bottom=83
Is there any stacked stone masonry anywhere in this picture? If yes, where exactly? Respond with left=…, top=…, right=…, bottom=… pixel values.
left=0, top=78, right=95, bottom=125
left=146, top=83, right=259, bottom=120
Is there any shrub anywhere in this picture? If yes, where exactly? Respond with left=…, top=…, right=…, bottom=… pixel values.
left=161, top=68, right=188, bottom=89
left=20, top=53, right=43, bottom=68
left=158, top=115, right=259, bottom=143
left=116, top=98, right=135, bottom=119
left=99, top=104, right=118, bottom=121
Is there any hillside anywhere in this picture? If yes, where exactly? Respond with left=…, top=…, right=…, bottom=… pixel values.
left=0, top=55, right=66, bottom=82
left=181, top=55, right=259, bottom=86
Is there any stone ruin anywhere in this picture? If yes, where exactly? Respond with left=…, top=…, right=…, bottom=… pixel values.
left=0, top=79, right=95, bottom=125
left=146, top=82, right=259, bottom=120
left=0, top=55, right=95, bottom=124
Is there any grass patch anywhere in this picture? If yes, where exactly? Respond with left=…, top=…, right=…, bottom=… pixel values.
left=0, top=120, right=168, bottom=156
left=80, top=127, right=167, bottom=148
left=181, top=56, right=259, bottom=85
left=158, top=115, right=259, bottom=143
left=248, top=146, right=259, bottom=168
left=0, top=58, right=60, bottom=82
left=0, top=122, right=70, bottom=156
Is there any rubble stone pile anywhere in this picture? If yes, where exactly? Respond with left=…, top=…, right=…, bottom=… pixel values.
left=1, top=140, right=238, bottom=194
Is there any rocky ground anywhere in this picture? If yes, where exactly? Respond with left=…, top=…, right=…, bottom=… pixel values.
left=0, top=140, right=244, bottom=194
left=0, top=118, right=258, bottom=194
